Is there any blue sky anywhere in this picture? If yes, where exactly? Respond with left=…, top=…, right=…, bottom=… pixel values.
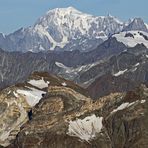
left=0, top=0, right=147, bottom=34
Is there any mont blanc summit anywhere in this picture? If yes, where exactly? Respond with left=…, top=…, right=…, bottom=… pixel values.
left=1, top=7, right=147, bottom=52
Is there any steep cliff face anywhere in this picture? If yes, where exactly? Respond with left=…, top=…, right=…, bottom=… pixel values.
left=0, top=87, right=30, bottom=147
left=6, top=83, right=148, bottom=148
left=123, top=18, right=148, bottom=32
left=105, top=86, right=148, bottom=148
left=0, top=73, right=49, bottom=147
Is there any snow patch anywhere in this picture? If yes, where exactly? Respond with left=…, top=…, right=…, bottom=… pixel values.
left=28, top=77, right=49, bottom=89
left=13, top=91, right=19, bottom=98
left=55, top=62, right=67, bottom=69
left=16, top=87, right=46, bottom=107
left=134, top=63, right=140, bottom=67
left=67, top=114, right=103, bottom=142
left=113, top=31, right=148, bottom=48
left=39, top=45, right=45, bottom=51
left=141, top=100, right=146, bottom=103
left=62, top=82, right=67, bottom=86
left=131, top=67, right=137, bottom=72
left=111, top=99, right=146, bottom=114
left=55, top=61, right=102, bottom=75
left=111, top=102, right=136, bottom=113
left=113, top=69, right=127, bottom=77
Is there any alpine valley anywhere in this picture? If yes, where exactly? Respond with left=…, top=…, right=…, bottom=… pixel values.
left=0, top=7, right=148, bottom=148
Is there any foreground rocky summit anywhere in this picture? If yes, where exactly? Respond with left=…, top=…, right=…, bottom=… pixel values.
left=0, top=72, right=147, bottom=148
left=0, top=72, right=88, bottom=147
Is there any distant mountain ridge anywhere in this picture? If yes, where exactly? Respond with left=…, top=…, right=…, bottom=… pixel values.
left=0, top=7, right=147, bottom=52
left=0, top=31, right=148, bottom=99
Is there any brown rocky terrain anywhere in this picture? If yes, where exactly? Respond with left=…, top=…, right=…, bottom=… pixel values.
left=0, top=72, right=148, bottom=148
left=0, top=72, right=88, bottom=147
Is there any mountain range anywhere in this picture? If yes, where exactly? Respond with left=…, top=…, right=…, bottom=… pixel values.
left=0, top=30, right=148, bottom=99
left=0, top=7, right=148, bottom=52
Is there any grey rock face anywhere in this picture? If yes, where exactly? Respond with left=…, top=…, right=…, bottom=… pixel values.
left=0, top=50, right=50, bottom=89
left=85, top=45, right=148, bottom=98
left=123, top=18, right=148, bottom=32
left=0, top=36, right=127, bottom=90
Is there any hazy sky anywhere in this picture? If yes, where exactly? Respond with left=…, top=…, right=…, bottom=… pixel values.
left=0, top=0, right=147, bottom=34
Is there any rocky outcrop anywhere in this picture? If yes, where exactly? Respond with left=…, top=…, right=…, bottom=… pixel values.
left=0, top=87, right=30, bottom=147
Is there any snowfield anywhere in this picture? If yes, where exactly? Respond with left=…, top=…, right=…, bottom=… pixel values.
left=28, top=77, right=50, bottom=89
left=62, top=82, right=67, bottom=86
left=113, top=31, right=148, bottom=48
left=67, top=114, right=103, bottom=142
left=16, top=87, right=46, bottom=107
left=113, top=69, right=128, bottom=77
left=111, top=100, right=146, bottom=114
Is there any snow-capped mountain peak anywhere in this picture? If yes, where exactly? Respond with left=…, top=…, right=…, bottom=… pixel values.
left=46, top=7, right=89, bottom=16
left=35, top=7, right=93, bottom=28
left=34, top=7, right=125, bottom=34
left=123, top=18, right=148, bottom=32
left=0, top=7, right=147, bottom=52
left=22, top=7, right=125, bottom=52
left=106, top=13, right=123, bottom=24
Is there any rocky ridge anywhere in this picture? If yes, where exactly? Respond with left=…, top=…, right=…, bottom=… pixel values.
left=0, top=72, right=88, bottom=147
left=0, top=33, right=148, bottom=99
left=8, top=85, right=148, bottom=148
left=0, top=72, right=148, bottom=147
